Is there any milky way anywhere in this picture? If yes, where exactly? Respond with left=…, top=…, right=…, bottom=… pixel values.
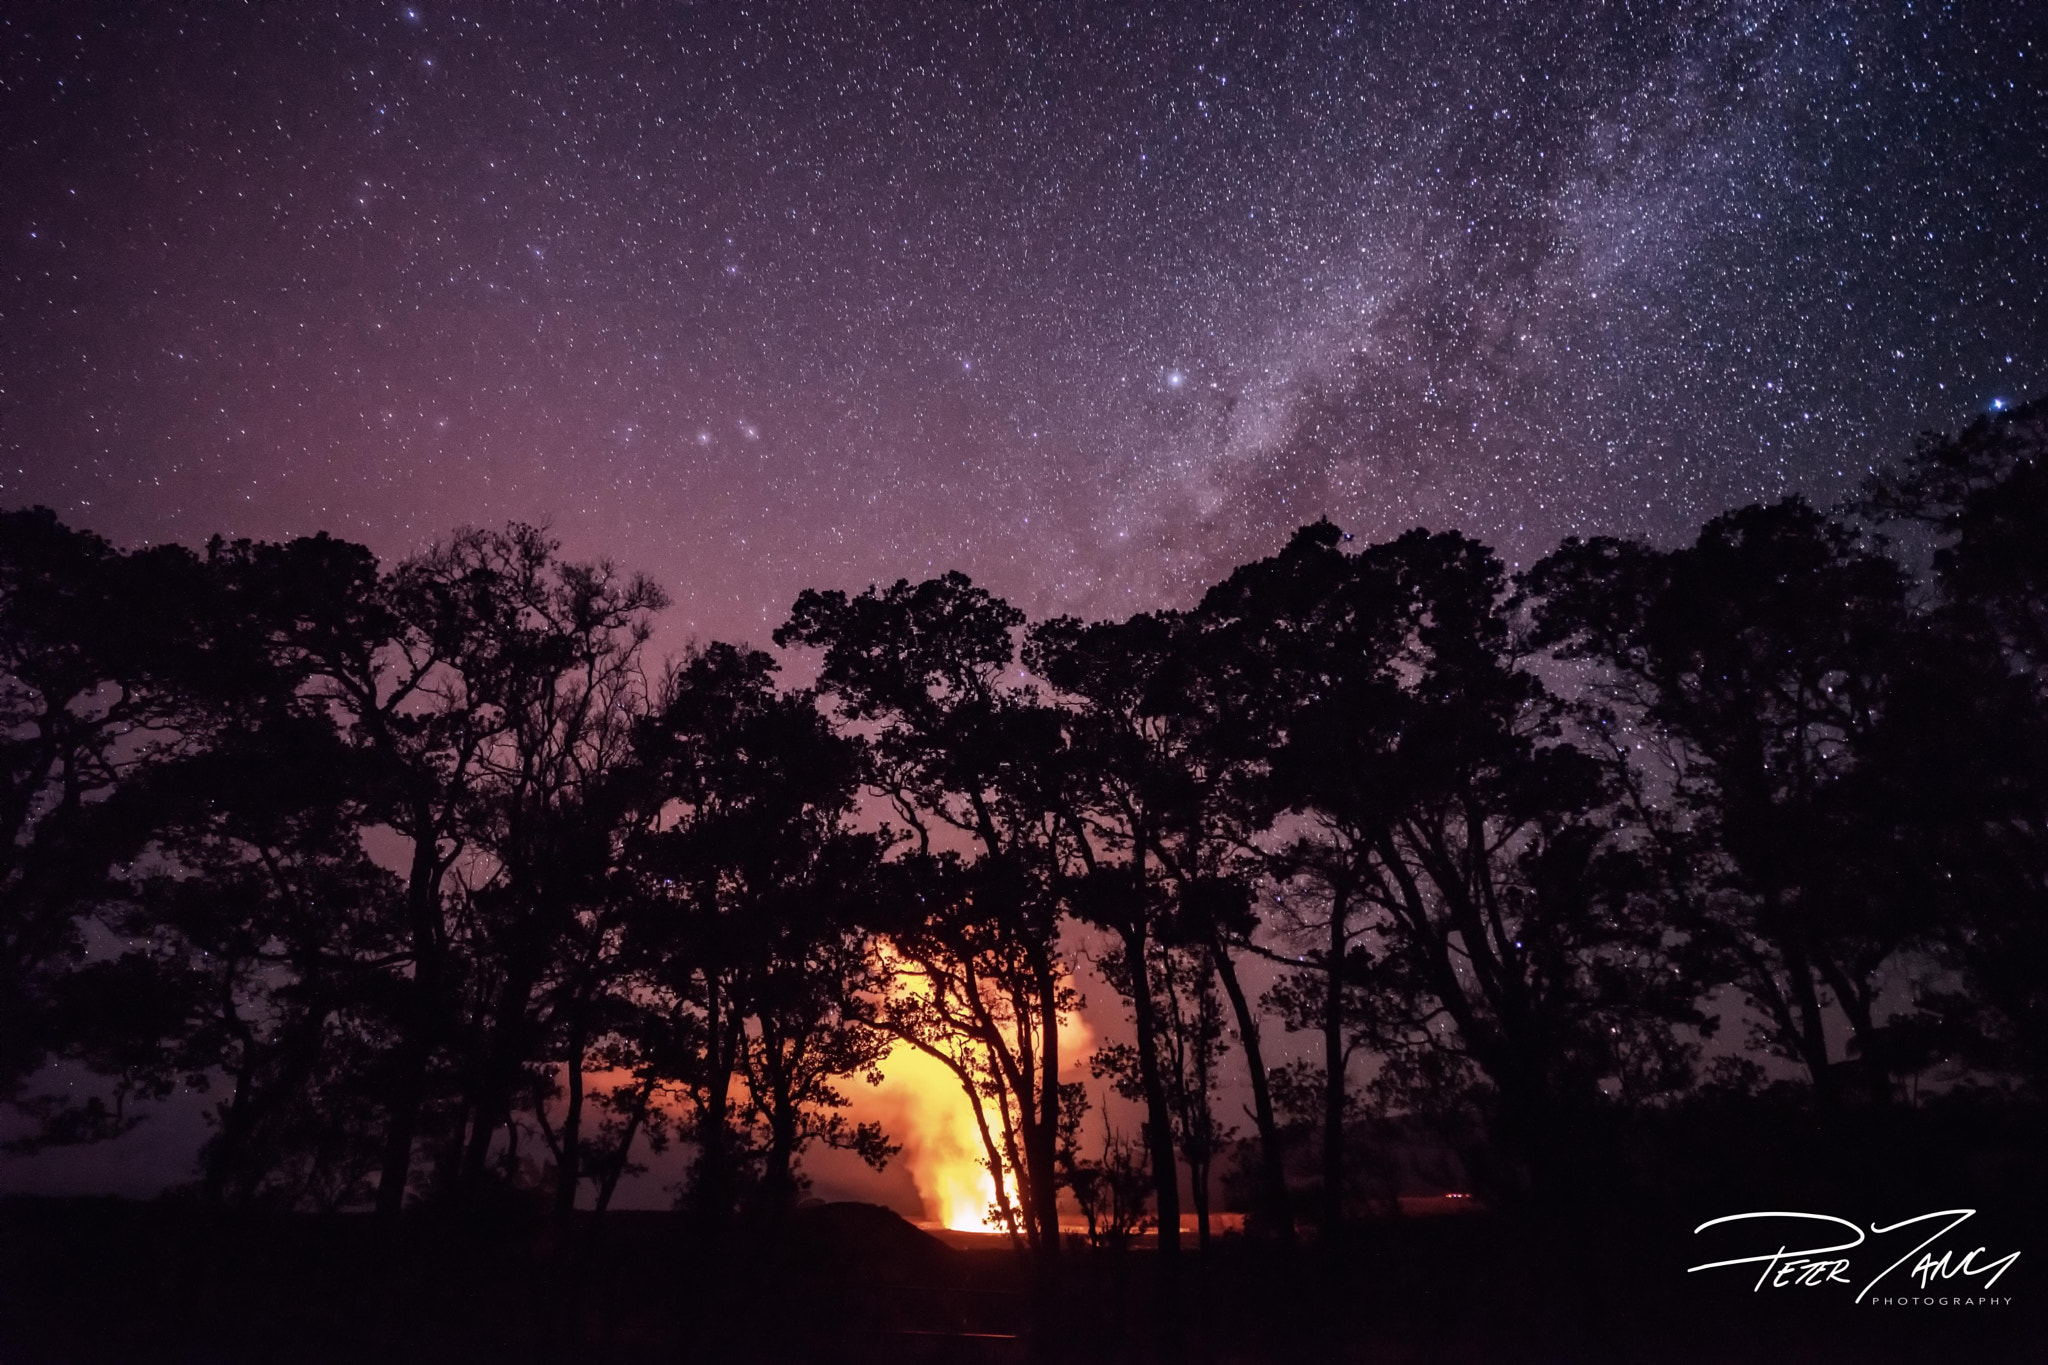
left=3, top=1, right=2042, bottom=646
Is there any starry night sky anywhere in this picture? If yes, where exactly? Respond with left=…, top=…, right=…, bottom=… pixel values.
left=4, top=1, right=2043, bottom=646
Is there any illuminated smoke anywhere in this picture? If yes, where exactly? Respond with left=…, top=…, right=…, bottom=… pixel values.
left=854, top=981, right=1094, bottom=1233
left=863, top=1042, right=1016, bottom=1232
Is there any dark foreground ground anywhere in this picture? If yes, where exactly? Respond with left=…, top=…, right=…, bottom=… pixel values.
left=0, top=1193, right=2040, bottom=1364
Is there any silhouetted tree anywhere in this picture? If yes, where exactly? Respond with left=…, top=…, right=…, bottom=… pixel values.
left=435, top=529, right=665, bottom=1219
left=1528, top=500, right=1924, bottom=1106
left=778, top=574, right=1076, bottom=1265
left=1860, top=399, right=2048, bottom=1093
left=1063, top=1114, right=1152, bottom=1252
left=1180, top=520, right=1412, bottom=1230
left=739, top=830, right=898, bottom=1216
left=1027, top=610, right=1199, bottom=1262
left=110, top=712, right=405, bottom=1208
left=200, top=524, right=668, bottom=1215
left=1259, top=849, right=1383, bottom=1235
left=209, top=529, right=497, bottom=1214
left=0, top=508, right=228, bottom=1146
left=1170, top=874, right=1292, bottom=1240
left=1212, top=523, right=1698, bottom=1207
left=625, top=642, right=894, bottom=1230
left=1092, top=941, right=1234, bottom=1251
left=10, top=392, right=2046, bottom=1348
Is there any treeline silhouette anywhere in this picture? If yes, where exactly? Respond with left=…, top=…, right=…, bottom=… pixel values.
left=3, top=402, right=2046, bottom=1357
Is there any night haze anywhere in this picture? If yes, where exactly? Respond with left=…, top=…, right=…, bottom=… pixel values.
left=3, top=3, right=2047, bottom=1362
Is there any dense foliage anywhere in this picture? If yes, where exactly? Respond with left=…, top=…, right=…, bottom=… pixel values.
left=3, top=402, right=2043, bottom=1264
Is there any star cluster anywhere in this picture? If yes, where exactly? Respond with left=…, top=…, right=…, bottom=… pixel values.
left=3, top=1, right=2041, bottom=641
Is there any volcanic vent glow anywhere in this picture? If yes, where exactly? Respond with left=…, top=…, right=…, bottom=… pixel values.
left=856, top=993, right=1093, bottom=1235
left=867, top=1042, right=1017, bottom=1233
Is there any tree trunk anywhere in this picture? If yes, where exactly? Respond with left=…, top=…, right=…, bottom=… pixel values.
left=1816, top=953, right=1891, bottom=1104
left=461, top=962, right=546, bottom=1199
left=1210, top=936, right=1292, bottom=1240
left=1032, top=952, right=1064, bottom=1259
left=592, top=1085, right=650, bottom=1220
left=204, top=1054, right=260, bottom=1207
left=376, top=831, right=446, bottom=1219
left=760, top=1043, right=798, bottom=1217
left=695, top=971, right=740, bottom=1233
left=1122, top=924, right=1181, bottom=1264
left=459, top=1107, right=496, bottom=1202
left=554, top=1045, right=585, bottom=1239
left=375, top=1037, right=428, bottom=1217
left=1782, top=940, right=1837, bottom=1102
left=1321, top=884, right=1350, bottom=1241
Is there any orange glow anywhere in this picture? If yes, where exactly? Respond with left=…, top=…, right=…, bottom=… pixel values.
left=865, top=1041, right=1017, bottom=1232
left=855, top=980, right=1093, bottom=1234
